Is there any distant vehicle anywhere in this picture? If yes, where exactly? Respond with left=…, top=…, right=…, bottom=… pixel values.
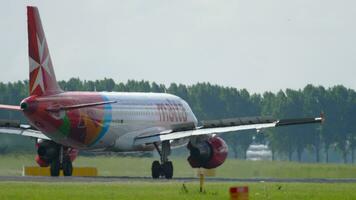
left=246, top=144, right=272, bottom=161
left=0, top=6, right=323, bottom=178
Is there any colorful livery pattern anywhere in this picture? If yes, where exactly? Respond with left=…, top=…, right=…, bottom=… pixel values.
left=22, top=93, right=113, bottom=148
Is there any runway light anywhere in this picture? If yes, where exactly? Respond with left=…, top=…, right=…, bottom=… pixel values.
left=230, top=186, right=249, bottom=200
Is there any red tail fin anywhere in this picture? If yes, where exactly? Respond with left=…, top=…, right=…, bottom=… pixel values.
left=27, top=6, right=62, bottom=96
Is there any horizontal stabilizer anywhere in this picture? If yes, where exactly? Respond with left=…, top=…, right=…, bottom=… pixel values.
left=0, top=104, right=21, bottom=111
left=0, top=119, right=49, bottom=140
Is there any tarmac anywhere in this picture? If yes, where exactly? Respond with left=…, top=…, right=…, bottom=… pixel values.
left=1, top=176, right=356, bottom=183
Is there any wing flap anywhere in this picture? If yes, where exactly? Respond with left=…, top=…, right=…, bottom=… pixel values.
left=135, top=123, right=276, bottom=145
left=201, top=116, right=275, bottom=128
left=276, top=117, right=323, bottom=126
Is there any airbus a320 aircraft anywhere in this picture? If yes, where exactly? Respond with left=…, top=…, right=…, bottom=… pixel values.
left=0, top=6, right=323, bottom=178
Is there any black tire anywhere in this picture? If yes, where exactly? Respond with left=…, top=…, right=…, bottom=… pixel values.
left=151, top=160, right=161, bottom=179
left=50, top=158, right=60, bottom=177
left=162, top=161, right=173, bottom=179
left=62, top=157, right=73, bottom=176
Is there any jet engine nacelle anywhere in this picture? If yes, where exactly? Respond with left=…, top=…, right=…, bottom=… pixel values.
left=187, top=136, right=228, bottom=169
left=35, top=155, right=49, bottom=167
left=35, top=139, right=79, bottom=167
left=36, top=140, right=60, bottom=166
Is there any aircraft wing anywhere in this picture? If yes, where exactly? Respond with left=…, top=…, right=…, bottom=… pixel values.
left=0, top=120, right=49, bottom=140
left=134, top=115, right=323, bottom=145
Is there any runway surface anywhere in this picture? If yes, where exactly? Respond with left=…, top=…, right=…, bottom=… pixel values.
left=1, top=176, right=356, bottom=183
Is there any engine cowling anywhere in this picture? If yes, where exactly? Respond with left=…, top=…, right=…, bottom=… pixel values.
left=187, top=136, right=228, bottom=169
left=35, top=140, right=79, bottom=167
left=35, top=140, right=60, bottom=166
left=35, top=155, right=49, bottom=167
left=68, top=148, right=79, bottom=162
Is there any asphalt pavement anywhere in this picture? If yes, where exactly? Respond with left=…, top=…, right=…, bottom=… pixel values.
left=1, top=176, right=356, bottom=183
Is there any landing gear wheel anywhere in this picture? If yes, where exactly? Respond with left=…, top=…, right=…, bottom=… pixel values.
left=162, top=161, right=173, bottom=179
left=62, top=156, right=73, bottom=176
left=50, top=158, right=60, bottom=177
left=151, top=160, right=161, bottom=179
left=152, top=141, right=174, bottom=179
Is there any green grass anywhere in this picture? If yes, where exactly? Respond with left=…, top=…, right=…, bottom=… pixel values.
left=1, top=182, right=356, bottom=200
left=2, top=155, right=356, bottom=199
left=1, top=154, right=356, bottom=178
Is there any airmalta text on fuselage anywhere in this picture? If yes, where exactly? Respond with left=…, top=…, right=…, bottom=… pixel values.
left=156, top=100, right=188, bottom=122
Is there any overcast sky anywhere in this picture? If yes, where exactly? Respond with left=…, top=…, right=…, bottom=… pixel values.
left=1, top=0, right=355, bottom=93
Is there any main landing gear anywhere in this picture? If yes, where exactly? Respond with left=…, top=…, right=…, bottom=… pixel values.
left=151, top=141, right=173, bottom=179
left=50, top=146, right=73, bottom=177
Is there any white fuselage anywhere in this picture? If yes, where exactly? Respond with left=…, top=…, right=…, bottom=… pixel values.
left=89, top=92, right=198, bottom=152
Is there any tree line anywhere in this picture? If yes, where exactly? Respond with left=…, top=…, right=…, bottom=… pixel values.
left=0, top=78, right=355, bottom=163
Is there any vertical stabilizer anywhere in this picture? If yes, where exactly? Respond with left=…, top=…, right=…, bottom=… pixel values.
left=27, top=6, right=62, bottom=96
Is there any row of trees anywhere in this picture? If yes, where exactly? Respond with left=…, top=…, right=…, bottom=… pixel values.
left=0, top=78, right=355, bottom=163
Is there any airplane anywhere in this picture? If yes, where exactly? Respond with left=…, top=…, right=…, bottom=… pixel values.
left=0, top=6, right=323, bottom=178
